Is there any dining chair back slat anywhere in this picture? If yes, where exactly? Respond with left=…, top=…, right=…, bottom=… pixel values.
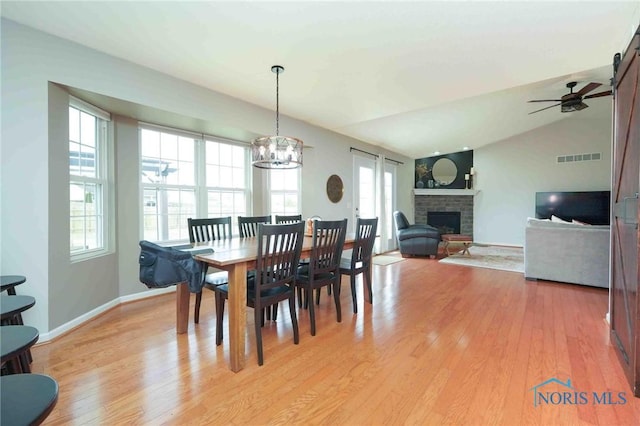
left=274, top=214, right=302, bottom=224
left=188, top=217, right=232, bottom=243
left=238, top=215, right=272, bottom=238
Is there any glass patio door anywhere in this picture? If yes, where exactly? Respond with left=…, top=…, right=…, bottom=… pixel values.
left=353, top=155, right=376, bottom=226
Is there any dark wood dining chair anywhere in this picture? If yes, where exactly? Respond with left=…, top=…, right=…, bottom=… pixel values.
left=238, top=215, right=272, bottom=238
left=296, top=219, right=347, bottom=336
left=275, top=214, right=302, bottom=224
left=188, top=217, right=232, bottom=324
left=339, top=217, right=378, bottom=313
left=238, top=215, right=277, bottom=319
left=214, top=222, right=305, bottom=365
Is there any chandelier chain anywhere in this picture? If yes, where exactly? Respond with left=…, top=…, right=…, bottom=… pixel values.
left=276, top=69, right=280, bottom=136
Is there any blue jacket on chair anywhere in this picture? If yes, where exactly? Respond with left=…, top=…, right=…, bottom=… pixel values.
left=138, top=240, right=207, bottom=293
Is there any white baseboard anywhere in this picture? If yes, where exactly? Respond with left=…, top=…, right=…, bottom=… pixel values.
left=474, top=242, right=524, bottom=248
left=38, top=286, right=176, bottom=342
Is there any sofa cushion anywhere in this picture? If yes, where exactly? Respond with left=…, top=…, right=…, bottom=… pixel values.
left=397, top=226, right=439, bottom=241
left=551, top=214, right=570, bottom=223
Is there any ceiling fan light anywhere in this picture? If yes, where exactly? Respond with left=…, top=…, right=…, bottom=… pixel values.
left=531, top=81, right=609, bottom=115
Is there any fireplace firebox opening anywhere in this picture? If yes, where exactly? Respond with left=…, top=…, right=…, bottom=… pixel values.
left=427, top=211, right=461, bottom=235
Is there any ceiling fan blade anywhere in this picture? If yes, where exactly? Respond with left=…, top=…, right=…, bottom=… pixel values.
left=584, top=90, right=612, bottom=99
left=576, top=82, right=601, bottom=96
left=528, top=99, right=563, bottom=103
left=573, top=102, right=589, bottom=111
left=528, top=103, right=562, bottom=114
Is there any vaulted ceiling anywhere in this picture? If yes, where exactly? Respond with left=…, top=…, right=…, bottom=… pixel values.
left=2, top=1, right=638, bottom=158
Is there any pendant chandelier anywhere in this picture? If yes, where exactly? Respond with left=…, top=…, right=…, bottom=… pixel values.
left=251, top=65, right=303, bottom=169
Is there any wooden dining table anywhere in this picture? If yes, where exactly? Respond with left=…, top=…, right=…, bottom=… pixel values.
left=175, top=234, right=356, bottom=373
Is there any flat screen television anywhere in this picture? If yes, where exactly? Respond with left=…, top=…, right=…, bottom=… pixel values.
left=535, top=191, right=611, bottom=225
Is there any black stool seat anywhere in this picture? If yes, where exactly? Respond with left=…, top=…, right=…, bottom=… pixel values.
left=1, top=295, right=36, bottom=325
left=1, top=326, right=39, bottom=374
left=1, top=374, right=59, bottom=425
left=1, top=275, right=27, bottom=295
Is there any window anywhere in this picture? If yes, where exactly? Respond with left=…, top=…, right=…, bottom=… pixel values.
left=141, top=127, right=197, bottom=242
left=140, top=126, right=250, bottom=242
left=69, top=97, right=112, bottom=259
left=269, top=168, right=301, bottom=216
left=204, top=138, right=248, bottom=226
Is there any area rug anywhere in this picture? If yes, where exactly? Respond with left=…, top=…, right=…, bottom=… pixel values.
left=372, top=254, right=406, bottom=266
left=439, top=245, right=524, bottom=273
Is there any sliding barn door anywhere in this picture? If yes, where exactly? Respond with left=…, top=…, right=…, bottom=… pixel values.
left=610, top=26, right=640, bottom=397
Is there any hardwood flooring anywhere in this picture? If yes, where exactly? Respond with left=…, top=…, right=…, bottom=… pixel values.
left=29, top=254, right=640, bottom=425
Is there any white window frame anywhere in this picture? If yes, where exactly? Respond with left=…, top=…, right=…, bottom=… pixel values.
left=69, top=96, right=113, bottom=262
left=268, top=168, right=302, bottom=217
left=139, top=124, right=251, bottom=243
left=202, top=135, right=251, bottom=234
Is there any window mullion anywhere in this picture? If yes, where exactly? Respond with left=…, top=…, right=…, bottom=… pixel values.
left=195, top=137, right=207, bottom=218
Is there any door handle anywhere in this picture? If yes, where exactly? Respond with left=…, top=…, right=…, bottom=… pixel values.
left=615, top=193, right=639, bottom=226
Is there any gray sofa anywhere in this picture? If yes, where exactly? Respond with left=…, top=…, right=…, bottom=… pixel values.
left=524, top=217, right=610, bottom=288
left=393, top=211, right=441, bottom=257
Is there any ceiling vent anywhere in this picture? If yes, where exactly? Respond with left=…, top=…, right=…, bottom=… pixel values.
left=557, top=153, right=601, bottom=163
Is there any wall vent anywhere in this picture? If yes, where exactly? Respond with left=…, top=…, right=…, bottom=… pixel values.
left=557, top=152, right=601, bottom=163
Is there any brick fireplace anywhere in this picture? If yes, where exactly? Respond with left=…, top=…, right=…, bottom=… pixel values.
left=414, top=190, right=474, bottom=237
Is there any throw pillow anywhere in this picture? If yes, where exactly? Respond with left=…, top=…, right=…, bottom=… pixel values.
left=551, top=215, right=570, bottom=223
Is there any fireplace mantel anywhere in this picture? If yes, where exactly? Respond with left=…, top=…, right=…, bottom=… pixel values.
left=413, top=189, right=479, bottom=196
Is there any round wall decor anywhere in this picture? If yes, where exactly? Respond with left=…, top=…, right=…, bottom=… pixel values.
left=326, top=174, right=344, bottom=203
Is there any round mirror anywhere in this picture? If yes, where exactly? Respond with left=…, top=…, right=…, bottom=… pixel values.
left=432, top=158, right=457, bottom=186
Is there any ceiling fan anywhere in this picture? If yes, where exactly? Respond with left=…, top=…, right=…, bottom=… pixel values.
left=528, top=81, right=612, bottom=114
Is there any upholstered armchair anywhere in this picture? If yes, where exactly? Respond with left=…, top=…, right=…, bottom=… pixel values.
left=393, top=211, right=441, bottom=258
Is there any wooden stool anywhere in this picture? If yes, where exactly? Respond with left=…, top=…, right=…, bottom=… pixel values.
left=0, top=275, right=26, bottom=296
left=441, top=234, right=473, bottom=256
left=1, top=295, right=37, bottom=364
left=1, top=374, right=59, bottom=425
left=1, top=295, right=36, bottom=325
left=0, top=326, right=39, bottom=374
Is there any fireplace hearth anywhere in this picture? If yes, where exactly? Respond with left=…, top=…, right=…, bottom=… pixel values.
left=428, top=211, right=461, bottom=235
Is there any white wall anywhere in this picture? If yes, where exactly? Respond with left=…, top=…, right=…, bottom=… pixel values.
left=473, top=106, right=612, bottom=246
left=0, top=19, right=412, bottom=335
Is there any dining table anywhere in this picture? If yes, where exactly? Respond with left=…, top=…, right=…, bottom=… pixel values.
left=175, top=233, right=356, bottom=373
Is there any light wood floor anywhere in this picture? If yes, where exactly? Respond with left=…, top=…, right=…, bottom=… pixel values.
left=30, top=253, right=640, bottom=425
